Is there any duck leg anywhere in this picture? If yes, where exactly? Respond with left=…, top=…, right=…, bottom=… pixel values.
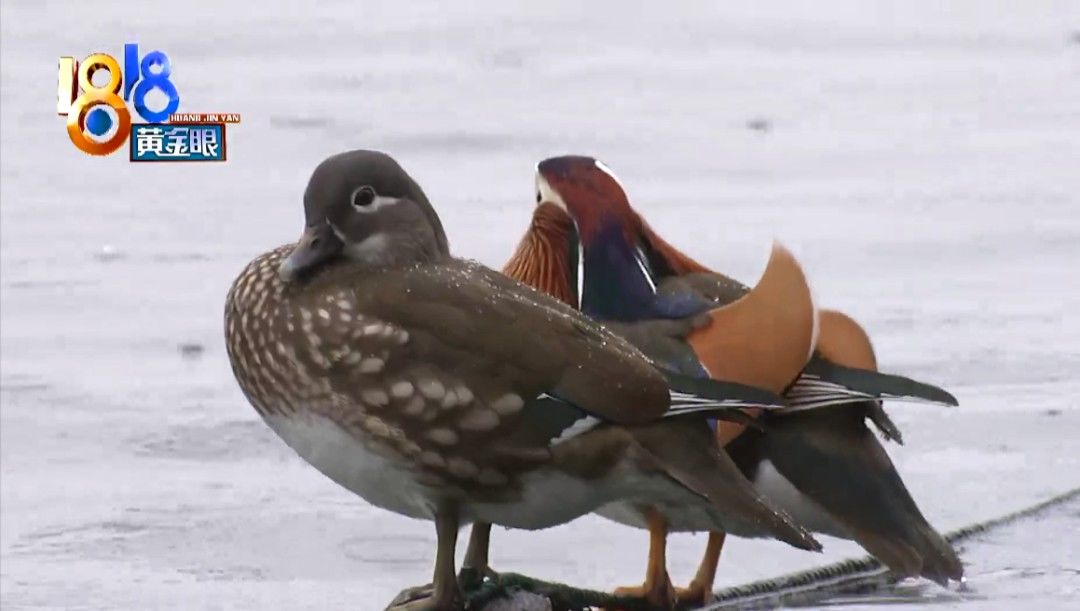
left=431, top=510, right=465, bottom=610
left=387, top=508, right=465, bottom=611
left=613, top=508, right=677, bottom=609
left=458, top=522, right=499, bottom=590
left=674, top=531, right=725, bottom=606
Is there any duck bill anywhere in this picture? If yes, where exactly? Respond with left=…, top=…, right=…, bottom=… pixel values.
left=502, top=202, right=579, bottom=307
left=687, top=242, right=818, bottom=395
left=278, top=223, right=343, bottom=282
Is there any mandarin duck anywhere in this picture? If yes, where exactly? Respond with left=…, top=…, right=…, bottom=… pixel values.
left=501, top=155, right=963, bottom=608
left=224, top=150, right=823, bottom=611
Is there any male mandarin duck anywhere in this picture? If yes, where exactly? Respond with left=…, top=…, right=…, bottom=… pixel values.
left=465, top=240, right=822, bottom=609
left=501, top=155, right=963, bottom=608
left=224, top=150, right=823, bottom=611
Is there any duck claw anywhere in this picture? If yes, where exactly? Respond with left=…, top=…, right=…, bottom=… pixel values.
left=386, top=583, right=432, bottom=608
left=385, top=583, right=464, bottom=611
left=673, top=582, right=714, bottom=608
left=612, top=579, right=678, bottom=610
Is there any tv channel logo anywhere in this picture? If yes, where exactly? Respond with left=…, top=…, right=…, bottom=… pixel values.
left=57, top=44, right=239, bottom=161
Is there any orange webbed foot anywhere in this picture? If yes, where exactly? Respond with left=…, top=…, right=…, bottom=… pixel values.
left=673, top=581, right=714, bottom=608
left=612, top=576, right=678, bottom=610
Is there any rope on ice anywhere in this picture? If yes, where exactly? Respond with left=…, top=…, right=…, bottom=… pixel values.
left=462, top=487, right=1079, bottom=610
left=703, top=486, right=1079, bottom=610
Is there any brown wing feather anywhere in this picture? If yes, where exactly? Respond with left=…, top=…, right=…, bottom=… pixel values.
left=685, top=244, right=816, bottom=394
left=817, top=309, right=878, bottom=370
left=229, top=248, right=668, bottom=494
left=760, top=410, right=963, bottom=583
left=653, top=245, right=817, bottom=446
left=323, top=257, right=671, bottom=425
left=633, top=418, right=821, bottom=551
left=642, top=218, right=881, bottom=384
left=229, top=248, right=537, bottom=493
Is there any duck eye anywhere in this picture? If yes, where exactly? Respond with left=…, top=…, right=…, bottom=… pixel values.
left=535, top=191, right=542, bottom=204
left=351, top=186, right=377, bottom=209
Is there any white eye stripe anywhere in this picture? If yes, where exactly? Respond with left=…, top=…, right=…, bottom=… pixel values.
left=592, top=159, right=625, bottom=189
left=535, top=171, right=567, bottom=211
left=350, top=186, right=401, bottom=214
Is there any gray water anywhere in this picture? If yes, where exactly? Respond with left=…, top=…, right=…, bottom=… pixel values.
left=2, top=1, right=1079, bottom=609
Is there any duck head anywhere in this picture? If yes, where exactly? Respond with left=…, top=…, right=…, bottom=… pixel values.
left=278, top=150, right=450, bottom=281
left=534, top=155, right=634, bottom=246
left=515, top=155, right=713, bottom=321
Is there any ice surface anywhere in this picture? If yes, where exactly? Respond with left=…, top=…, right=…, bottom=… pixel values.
left=2, top=1, right=1078, bottom=609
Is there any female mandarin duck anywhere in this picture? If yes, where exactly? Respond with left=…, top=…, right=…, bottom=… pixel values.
left=501, top=155, right=963, bottom=608
left=224, top=150, right=824, bottom=611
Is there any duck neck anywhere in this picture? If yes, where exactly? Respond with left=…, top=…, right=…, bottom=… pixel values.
left=348, top=233, right=448, bottom=269
left=580, top=221, right=659, bottom=322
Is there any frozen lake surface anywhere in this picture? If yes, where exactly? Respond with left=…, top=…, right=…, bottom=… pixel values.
left=2, top=1, right=1078, bottom=609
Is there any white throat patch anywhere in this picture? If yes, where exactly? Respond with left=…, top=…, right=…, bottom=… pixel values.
left=340, top=231, right=391, bottom=265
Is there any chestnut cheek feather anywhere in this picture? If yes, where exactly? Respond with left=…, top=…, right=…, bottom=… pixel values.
left=503, top=209, right=575, bottom=307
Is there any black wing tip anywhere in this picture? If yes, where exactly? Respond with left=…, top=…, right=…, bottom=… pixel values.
left=938, top=388, right=961, bottom=407
left=868, top=403, right=905, bottom=444
left=897, top=379, right=959, bottom=407
left=807, top=358, right=960, bottom=407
